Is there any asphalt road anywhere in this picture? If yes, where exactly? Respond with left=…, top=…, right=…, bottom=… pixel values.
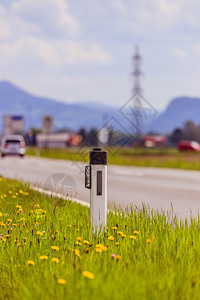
left=0, top=156, right=200, bottom=219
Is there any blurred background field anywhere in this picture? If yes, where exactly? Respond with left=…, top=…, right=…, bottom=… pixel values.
left=26, top=146, right=200, bottom=170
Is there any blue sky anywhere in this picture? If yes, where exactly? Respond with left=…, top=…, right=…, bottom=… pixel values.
left=0, top=0, right=200, bottom=111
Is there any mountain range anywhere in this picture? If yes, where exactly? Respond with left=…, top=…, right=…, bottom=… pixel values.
left=0, top=80, right=200, bottom=135
left=149, top=97, right=200, bottom=134
left=0, top=81, right=119, bottom=133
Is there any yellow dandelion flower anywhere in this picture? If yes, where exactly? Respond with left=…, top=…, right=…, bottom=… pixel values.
left=95, top=244, right=107, bottom=251
left=116, top=242, right=120, bottom=246
left=2, top=238, right=6, bottom=242
left=57, top=279, right=66, bottom=285
left=73, top=249, right=80, bottom=256
left=7, top=219, right=12, bottom=223
left=8, top=191, right=12, bottom=194
left=146, top=239, right=151, bottom=244
left=36, top=231, right=43, bottom=236
left=134, top=230, right=139, bottom=235
left=27, top=260, right=35, bottom=265
left=0, top=212, right=2, bottom=217
left=77, top=236, right=82, bottom=241
left=95, top=244, right=103, bottom=249
left=24, top=192, right=29, bottom=196
left=13, top=195, right=16, bottom=199
left=51, top=246, right=59, bottom=251
left=107, top=236, right=115, bottom=241
left=66, top=225, right=71, bottom=227
left=95, top=248, right=102, bottom=253
left=40, top=256, right=48, bottom=260
left=52, top=258, right=59, bottom=263
left=130, top=235, right=136, bottom=240
left=116, top=255, right=121, bottom=261
left=117, top=231, right=123, bottom=235
left=75, top=242, right=81, bottom=246
left=83, top=271, right=94, bottom=279
left=83, top=240, right=89, bottom=244
left=16, top=193, right=19, bottom=196
left=19, top=190, right=24, bottom=194
left=112, top=227, right=117, bottom=230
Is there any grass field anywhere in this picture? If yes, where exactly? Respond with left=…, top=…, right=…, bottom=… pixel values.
left=26, top=146, right=200, bottom=170
left=1, top=177, right=200, bottom=299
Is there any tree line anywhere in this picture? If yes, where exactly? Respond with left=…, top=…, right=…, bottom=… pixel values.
left=170, top=120, right=200, bottom=145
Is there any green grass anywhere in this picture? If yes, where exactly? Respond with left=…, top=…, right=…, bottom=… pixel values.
left=27, top=146, right=200, bottom=171
left=1, top=177, right=200, bottom=299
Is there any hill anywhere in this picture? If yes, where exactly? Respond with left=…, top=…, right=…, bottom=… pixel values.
left=0, top=81, right=118, bottom=132
left=149, top=97, right=200, bottom=134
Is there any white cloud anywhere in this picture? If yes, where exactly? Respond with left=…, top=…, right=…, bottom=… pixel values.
left=172, top=47, right=187, bottom=59
left=11, top=0, right=79, bottom=37
left=0, top=4, right=6, bottom=15
left=156, top=0, right=179, bottom=15
left=0, top=17, right=11, bottom=38
left=62, top=42, right=112, bottom=64
left=26, top=37, right=60, bottom=65
left=0, top=0, right=112, bottom=67
left=192, top=43, right=200, bottom=55
left=184, top=14, right=200, bottom=27
left=133, top=0, right=180, bottom=32
left=0, top=36, right=111, bottom=67
left=0, top=37, right=60, bottom=67
left=110, top=0, right=127, bottom=16
left=0, top=41, right=20, bottom=65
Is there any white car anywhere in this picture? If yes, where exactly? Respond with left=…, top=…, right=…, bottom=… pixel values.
left=1, top=135, right=26, bottom=158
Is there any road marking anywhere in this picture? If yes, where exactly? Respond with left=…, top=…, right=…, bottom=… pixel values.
left=30, top=186, right=90, bottom=208
left=110, top=169, right=144, bottom=177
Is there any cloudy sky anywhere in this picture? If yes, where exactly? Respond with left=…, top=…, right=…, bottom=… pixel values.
left=0, top=0, right=200, bottom=111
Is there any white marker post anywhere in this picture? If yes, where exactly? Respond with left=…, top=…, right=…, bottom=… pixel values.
left=85, top=148, right=108, bottom=234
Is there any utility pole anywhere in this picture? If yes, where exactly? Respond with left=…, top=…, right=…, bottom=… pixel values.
left=132, top=45, right=143, bottom=95
left=131, top=45, right=144, bottom=133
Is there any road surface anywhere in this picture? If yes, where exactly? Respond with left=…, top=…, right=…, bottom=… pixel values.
left=0, top=156, right=200, bottom=219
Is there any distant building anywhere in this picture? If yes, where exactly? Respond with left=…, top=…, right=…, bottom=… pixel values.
left=144, top=135, right=166, bottom=148
left=36, top=133, right=82, bottom=148
left=42, top=115, right=53, bottom=134
left=3, top=115, right=24, bottom=135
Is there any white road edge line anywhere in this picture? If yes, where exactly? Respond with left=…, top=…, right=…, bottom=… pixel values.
left=30, top=185, right=90, bottom=208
